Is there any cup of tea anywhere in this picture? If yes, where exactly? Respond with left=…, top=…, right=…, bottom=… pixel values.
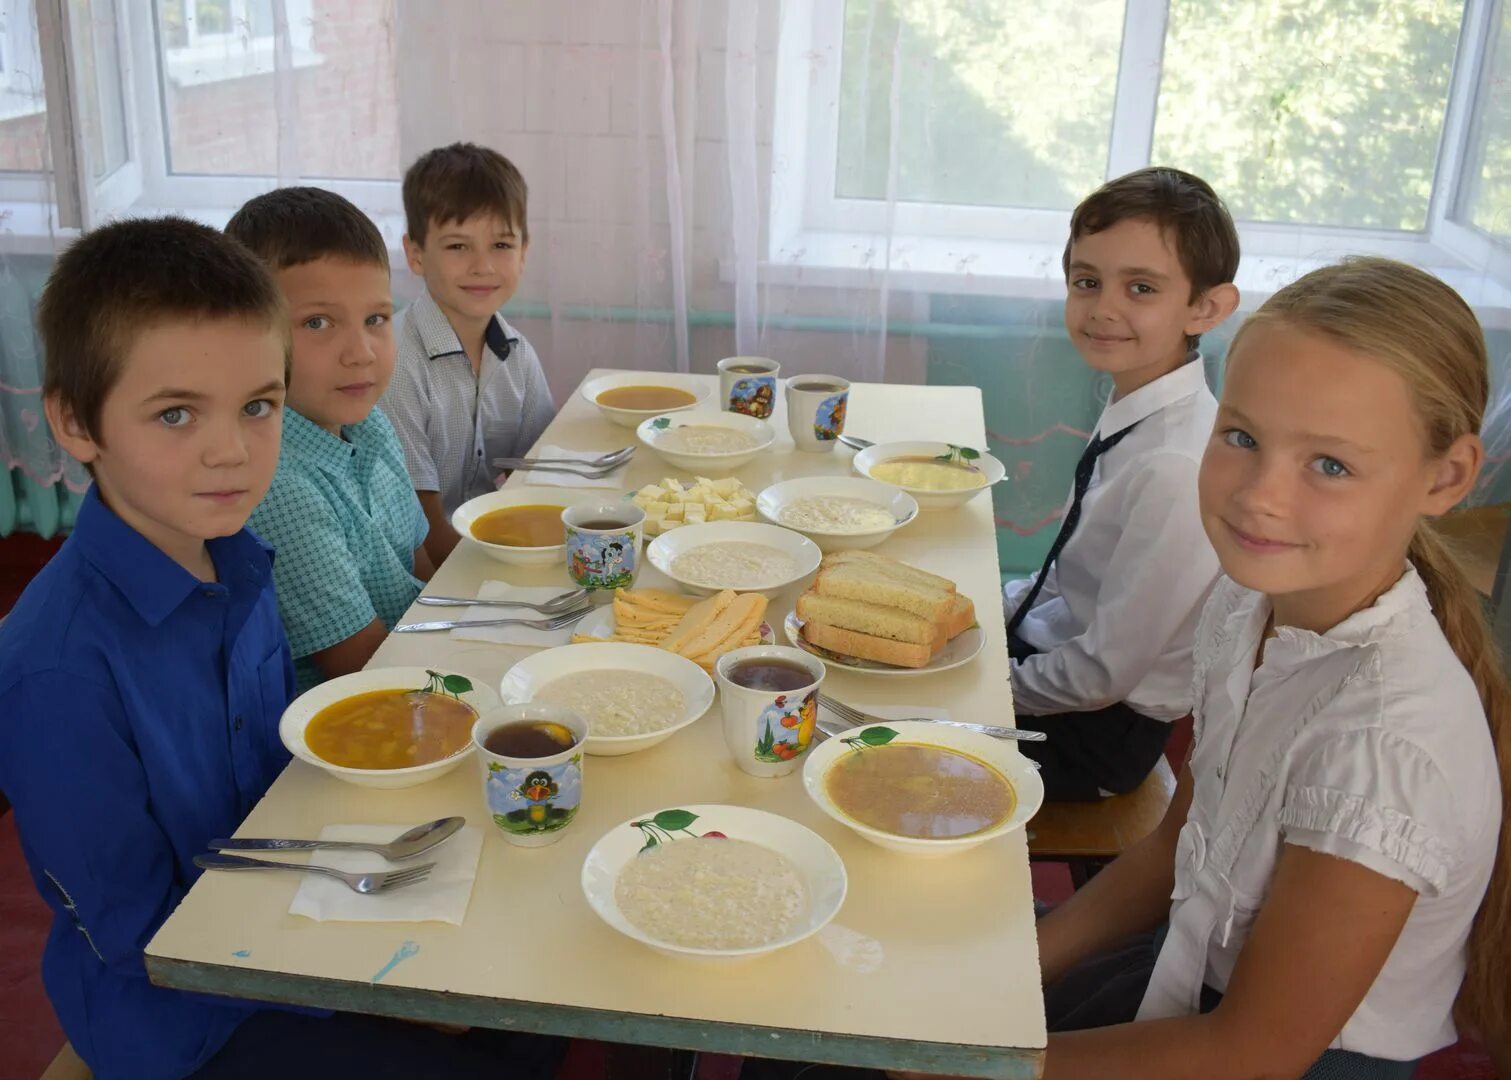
left=714, top=645, right=826, bottom=778
left=562, top=503, right=645, bottom=595
left=472, top=704, right=587, bottom=848
left=785, top=375, right=850, bottom=452
left=717, top=356, right=780, bottom=419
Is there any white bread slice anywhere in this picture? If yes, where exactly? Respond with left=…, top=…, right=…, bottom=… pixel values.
left=822, top=549, right=956, bottom=594
left=944, top=594, right=976, bottom=639
left=814, top=558, right=954, bottom=622
left=801, top=620, right=937, bottom=668
left=796, top=590, right=941, bottom=647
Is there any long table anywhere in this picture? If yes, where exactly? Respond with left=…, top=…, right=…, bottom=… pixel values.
left=145, top=371, right=1045, bottom=1078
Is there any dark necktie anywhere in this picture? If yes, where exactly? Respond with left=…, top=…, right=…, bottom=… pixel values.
left=1006, top=422, right=1140, bottom=640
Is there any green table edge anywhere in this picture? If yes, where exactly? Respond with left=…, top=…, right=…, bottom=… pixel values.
left=147, top=954, right=1044, bottom=1078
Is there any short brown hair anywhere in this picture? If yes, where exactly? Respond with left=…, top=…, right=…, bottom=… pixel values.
left=1063, top=167, right=1240, bottom=301
left=403, top=142, right=528, bottom=246
left=226, top=185, right=389, bottom=272
left=39, top=216, right=287, bottom=442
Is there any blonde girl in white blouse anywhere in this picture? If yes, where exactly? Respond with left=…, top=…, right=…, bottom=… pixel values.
left=1008, top=259, right=1511, bottom=1080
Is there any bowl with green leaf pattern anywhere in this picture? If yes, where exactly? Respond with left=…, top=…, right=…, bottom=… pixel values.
left=851, top=440, right=1006, bottom=511
left=635, top=410, right=775, bottom=473
left=279, top=666, right=501, bottom=789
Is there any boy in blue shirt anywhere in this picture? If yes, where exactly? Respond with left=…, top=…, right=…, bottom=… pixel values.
left=381, top=142, right=556, bottom=564
left=228, top=187, right=433, bottom=691
left=0, top=217, right=295, bottom=1078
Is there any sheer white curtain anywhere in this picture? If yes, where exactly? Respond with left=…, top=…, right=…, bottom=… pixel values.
left=4, top=0, right=1511, bottom=556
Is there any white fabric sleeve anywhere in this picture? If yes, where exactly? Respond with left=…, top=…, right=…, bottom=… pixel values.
left=1009, top=453, right=1219, bottom=715
left=379, top=351, right=440, bottom=492
left=1278, top=727, right=1457, bottom=897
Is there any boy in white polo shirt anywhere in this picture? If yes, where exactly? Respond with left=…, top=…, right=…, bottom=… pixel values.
left=1003, top=167, right=1240, bottom=801
left=382, top=142, right=556, bottom=565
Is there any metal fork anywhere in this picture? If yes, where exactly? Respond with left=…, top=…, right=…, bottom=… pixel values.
left=416, top=587, right=588, bottom=611
left=490, top=458, right=629, bottom=480
left=819, top=693, right=1047, bottom=742
left=193, top=853, right=435, bottom=894
left=494, top=447, right=634, bottom=470
left=391, top=606, right=592, bottom=634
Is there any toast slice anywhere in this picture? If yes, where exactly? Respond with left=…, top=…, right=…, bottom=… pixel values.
left=944, top=593, right=976, bottom=639
left=801, top=620, right=937, bottom=669
left=814, top=557, right=955, bottom=622
left=795, top=590, right=942, bottom=648
left=822, top=549, right=956, bottom=594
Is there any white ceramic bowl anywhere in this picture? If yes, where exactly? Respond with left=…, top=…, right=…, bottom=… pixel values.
left=451, top=489, right=576, bottom=566
left=756, top=476, right=918, bottom=552
left=636, top=410, right=775, bottom=474
left=579, top=372, right=713, bottom=428
left=802, top=720, right=1043, bottom=856
left=581, top=804, right=847, bottom=959
left=852, top=440, right=1007, bottom=511
left=647, top=520, right=822, bottom=597
left=497, top=642, right=715, bottom=756
left=279, top=666, right=501, bottom=789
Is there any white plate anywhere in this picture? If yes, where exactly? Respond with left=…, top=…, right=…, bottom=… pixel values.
left=280, top=667, right=500, bottom=789
left=581, top=804, right=847, bottom=959
left=575, top=604, right=776, bottom=647
left=579, top=373, right=713, bottom=428
left=802, top=720, right=1042, bottom=856
left=647, top=521, right=822, bottom=597
left=783, top=610, right=985, bottom=677
left=851, top=440, right=1007, bottom=512
left=451, top=490, right=574, bottom=567
left=755, top=476, right=918, bottom=552
left=497, top=642, right=715, bottom=756
left=636, top=410, right=775, bottom=474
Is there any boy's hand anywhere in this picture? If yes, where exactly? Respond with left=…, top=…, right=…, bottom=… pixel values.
left=418, top=490, right=461, bottom=566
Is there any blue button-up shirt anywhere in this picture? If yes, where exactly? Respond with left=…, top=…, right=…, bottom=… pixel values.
left=0, top=487, right=295, bottom=1080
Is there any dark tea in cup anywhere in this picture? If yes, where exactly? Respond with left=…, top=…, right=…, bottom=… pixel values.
left=484, top=721, right=577, bottom=758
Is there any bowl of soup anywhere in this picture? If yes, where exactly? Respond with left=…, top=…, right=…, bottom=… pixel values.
left=851, top=441, right=1007, bottom=512
left=802, top=720, right=1042, bottom=855
left=280, top=666, right=502, bottom=789
left=452, top=490, right=571, bottom=566
left=579, top=373, right=713, bottom=428
left=635, top=410, right=775, bottom=473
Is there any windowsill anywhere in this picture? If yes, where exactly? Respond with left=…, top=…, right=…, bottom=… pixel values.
left=742, top=228, right=1511, bottom=329
left=163, top=40, right=322, bottom=88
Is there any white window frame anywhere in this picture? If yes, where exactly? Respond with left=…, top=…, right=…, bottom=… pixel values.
left=157, top=0, right=321, bottom=89
left=769, top=0, right=1511, bottom=300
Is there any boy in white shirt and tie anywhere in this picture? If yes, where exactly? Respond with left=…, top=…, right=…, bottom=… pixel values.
left=1003, top=167, right=1240, bottom=801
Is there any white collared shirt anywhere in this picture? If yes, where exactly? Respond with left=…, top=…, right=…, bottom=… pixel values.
left=1003, top=358, right=1221, bottom=720
left=381, top=288, right=556, bottom=515
left=1138, top=568, right=1500, bottom=1060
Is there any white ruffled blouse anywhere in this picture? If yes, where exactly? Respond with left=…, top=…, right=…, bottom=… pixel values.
left=1136, top=566, right=1501, bottom=1060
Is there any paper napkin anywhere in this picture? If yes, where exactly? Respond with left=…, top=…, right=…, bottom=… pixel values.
left=447, top=582, right=586, bottom=647
left=288, top=824, right=483, bottom=925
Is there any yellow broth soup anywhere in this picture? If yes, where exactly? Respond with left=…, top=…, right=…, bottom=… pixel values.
left=306, top=689, right=477, bottom=770
left=596, top=385, right=698, bottom=411
left=825, top=743, right=1015, bottom=838
left=471, top=504, right=567, bottom=547
left=870, top=457, right=987, bottom=492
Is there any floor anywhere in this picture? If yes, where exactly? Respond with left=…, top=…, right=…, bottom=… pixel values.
left=0, top=532, right=1499, bottom=1079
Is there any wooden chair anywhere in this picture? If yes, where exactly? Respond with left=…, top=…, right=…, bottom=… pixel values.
left=1027, top=754, right=1177, bottom=888
left=40, top=1042, right=90, bottom=1080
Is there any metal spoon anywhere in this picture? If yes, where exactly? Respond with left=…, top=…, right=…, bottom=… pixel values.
left=838, top=434, right=874, bottom=451
left=208, top=816, right=465, bottom=862
left=417, top=587, right=588, bottom=610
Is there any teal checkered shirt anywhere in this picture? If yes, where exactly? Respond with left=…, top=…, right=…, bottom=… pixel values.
left=249, top=407, right=427, bottom=692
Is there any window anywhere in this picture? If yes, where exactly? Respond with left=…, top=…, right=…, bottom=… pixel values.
left=775, top=0, right=1510, bottom=287
left=0, top=0, right=48, bottom=173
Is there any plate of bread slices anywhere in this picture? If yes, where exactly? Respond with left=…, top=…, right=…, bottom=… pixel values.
left=783, top=550, right=982, bottom=675
left=572, top=586, right=774, bottom=673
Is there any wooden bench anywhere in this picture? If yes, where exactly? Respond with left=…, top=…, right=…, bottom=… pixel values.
left=40, top=1043, right=90, bottom=1080
left=1027, top=755, right=1177, bottom=888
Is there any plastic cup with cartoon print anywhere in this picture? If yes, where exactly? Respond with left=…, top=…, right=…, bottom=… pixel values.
left=715, top=645, right=826, bottom=778
left=786, top=375, right=850, bottom=452
left=562, top=503, right=645, bottom=599
left=717, top=356, right=781, bottom=419
left=473, top=703, right=587, bottom=848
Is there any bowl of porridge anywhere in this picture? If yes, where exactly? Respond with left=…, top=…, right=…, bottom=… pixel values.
left=636, top=411, right=776, bottom=473
left=755, top=476, right=918, bottom=552
left=647, top=521, right=822, bottom=597
left=497, top=642, right=715, bottom=756
left=581, top=803, right=847, bottom=960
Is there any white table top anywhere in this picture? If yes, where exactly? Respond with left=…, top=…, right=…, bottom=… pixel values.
left=146, top=372, right=1045, bottom=1078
